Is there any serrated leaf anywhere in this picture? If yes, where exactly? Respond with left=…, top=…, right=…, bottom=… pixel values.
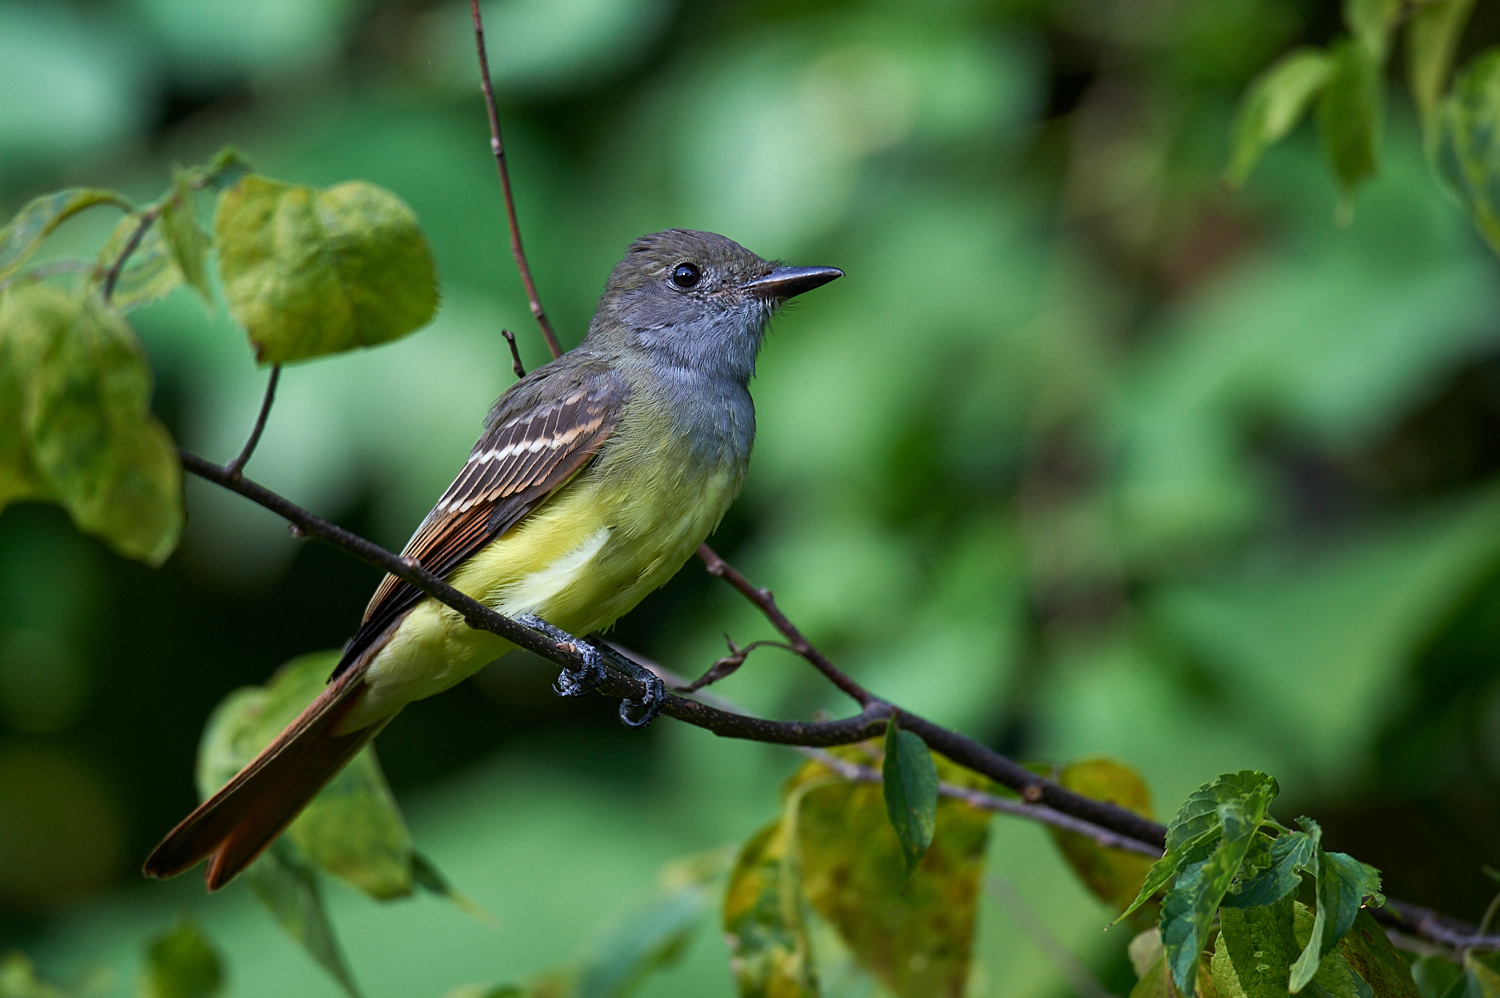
left=1407, top=0, right=1476, bottom=123
left=25, top=292, right=182, bottom=565
left=795, top=749, right=990, bottom=998
left=1434, top=49, right=1500, bottom=256
left=1345, top=0, right=1402, bottom=60
left=1223, top=824, right=1320, bottom=909
left=0, top=286, right=63, bottom=509
left=197, top=650, right=414, bottom=900
left=722, top=818, right=819, bottom=998
left=139, top=922, right=223, bottom=998
left=881, top=720, right=939, bottom=875
left=160, top=172, right=212, bottom=303
left=96, top=213, right=183, bottom=311
left=244, top=840, right=362, bottom=998
left=0, top=188, right=131, bottom=280
left=214, top=175, right=439, bottom=364
left=1225, top=49, right=1333, bottom=189
left=1158, top=774, right=1279, bottom=995
left=1289, top=852, right=1383, bottom=993
left=1339, top=909, right=1423, bottom=998
left=1318, top=39, right=1384, bottom=206
left=1214, top=896, right=1299, bottom=998
left=1049, top=756, right=1158, bottom=916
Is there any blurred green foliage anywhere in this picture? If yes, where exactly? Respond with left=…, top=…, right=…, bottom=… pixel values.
left=4, top=0, right=1500, bottom=995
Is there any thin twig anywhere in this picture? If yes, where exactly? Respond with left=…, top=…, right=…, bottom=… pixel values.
left=470, top=0, right=562, bottom=360
left=226, top=366, right=281, bottom=479
left=988, top=875, right=1124, bottom=998
left=101, top=208, right=160, bottom=303
left=501, top=329, right=526, bottom=378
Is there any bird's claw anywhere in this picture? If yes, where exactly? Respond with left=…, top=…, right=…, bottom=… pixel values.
left=515, top=614, right=606, bottom=697
left=516, top=615, right=667, bottom=726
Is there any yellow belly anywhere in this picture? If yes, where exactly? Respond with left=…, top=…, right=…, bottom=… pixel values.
left=345, top=451, right=742, bottom=726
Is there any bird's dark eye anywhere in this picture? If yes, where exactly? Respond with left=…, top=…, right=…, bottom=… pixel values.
left=671, top=263, right=702, bottom=289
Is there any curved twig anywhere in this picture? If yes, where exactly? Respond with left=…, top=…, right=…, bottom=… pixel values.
left=226, top=365, right=281, bottom=479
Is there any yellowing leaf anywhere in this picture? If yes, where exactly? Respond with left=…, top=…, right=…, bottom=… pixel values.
left=1407, top=0, right=1476, bottom=123
left=196, top=650, right=414, bottom=900
left=795, top=753, right=990, bottom=998
left=0, top=286, right=64, bottom=509
left=160, top=172, right=212, bottom=303
left=26, top=293, right=182, bottom=565
left=1049, top=756, right=1157, bottom=915
left=722, top=818, right=819, bottom=998
left=139, top=922, right=224, bottom=998
left=214, top=175, right=439, bottom=364
left=95, top=213, right=184, bottom=311
left=1225, top=49, right=1333, bottom=189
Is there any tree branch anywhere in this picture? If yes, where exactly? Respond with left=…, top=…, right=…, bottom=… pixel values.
left=226, top=365, right=281, bottom=479
left=469, top=0, right=563, bottom=361
left=101, top=207, right=160, bottom=303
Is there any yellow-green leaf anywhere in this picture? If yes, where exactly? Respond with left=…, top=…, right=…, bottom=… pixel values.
left=160, top=172, right=212, bottom=303
left=1407, top=0, right=1476, bottom=123
left=214, top=175, right=439, bottom=364
left=0, top=188, right=131, bottom=280
left=196, top=650, right=414, bottom=900
left=95, top=213, right=184, bottom=312
left=139, top=922, right=223, bottom=998
left=722, top=818, right=819, bottom=998
left=1225, top=48, right=1333, bottom=189
left=1344, top=0, right=1402, bottom=61
left=26, top=293, right=182, bottom=565
left=1048, top=756, right=1157, bottom=915
left=1318, top=39, right=1384, bottom=209
left=0, top=286, right=63, bottom=509
left=796, top=752, right=990, bottom=998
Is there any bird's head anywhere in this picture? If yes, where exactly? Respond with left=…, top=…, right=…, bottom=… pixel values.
left=586, top=228, right=842, bottom=384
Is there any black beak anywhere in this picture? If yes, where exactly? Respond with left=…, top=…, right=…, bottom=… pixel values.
left=741, top=265, right=844, bottom=300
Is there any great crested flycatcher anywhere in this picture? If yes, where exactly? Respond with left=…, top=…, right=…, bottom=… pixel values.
left=143, top=229, right=842, bottom=890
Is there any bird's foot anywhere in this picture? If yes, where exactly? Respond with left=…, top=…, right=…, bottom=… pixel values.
left=588, top=639, right=668, bottom=729
left=515, top=614, right=607, bottom=697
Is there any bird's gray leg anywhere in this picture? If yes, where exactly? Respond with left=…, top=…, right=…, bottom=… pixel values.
left=515, top=615, right=665, bottom=727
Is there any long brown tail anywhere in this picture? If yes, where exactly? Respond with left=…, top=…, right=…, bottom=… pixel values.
left=143, top=666, right=385, bottom=891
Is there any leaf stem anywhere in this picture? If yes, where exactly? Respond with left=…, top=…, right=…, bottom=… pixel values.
left=101, top=206, right=161, bottom=303
left=225, top=365, right=281, bottom=480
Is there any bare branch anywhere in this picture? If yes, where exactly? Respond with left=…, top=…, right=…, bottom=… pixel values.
left=676, top=635, right=794, bottom=694
left=469, top=0, right=563, bottom=360
left=501, top=328, right=526, bottom=378
left=226, top=365, right=281, bottom=480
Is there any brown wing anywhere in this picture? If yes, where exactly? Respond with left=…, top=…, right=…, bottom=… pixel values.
left=329, top=364, right=629, bottom=680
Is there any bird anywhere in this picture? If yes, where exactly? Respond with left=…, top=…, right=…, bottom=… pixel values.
left=142, top=228, right=842, bottom=890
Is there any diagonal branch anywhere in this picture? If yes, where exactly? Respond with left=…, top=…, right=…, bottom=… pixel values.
left=226, top=365, right=281, bottom=479
left=469, top=0, right=563, bottom=360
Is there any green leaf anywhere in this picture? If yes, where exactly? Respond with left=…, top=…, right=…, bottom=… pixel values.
left=722, top=818, right=819, bottom=998
left=187, top=147, right=255, bottom=191
left=0, top=286, right=62, bottom=509
left=26, top=292, right=182, bottom=565
left=1214, top=896, right=1299, bottom=998
left=95, top=213, right=183, bottom=311
left=138, top=922, right=223, bottom=998
left=243, top=840, right=362, bottom=998
left=1410, top=957, right=1464, bottom=998
left=214, top=175, right=439, bottom=364
left=795, top=750, right=991, bottom=998
left=1157, top=774, right=1280, bottom=995
left=1344, top=0, right=1402, bottom=61
left=1317, top=39, right=1384, bottom=211
left=1434, top=49, right=1500, bottom=256
left=1223, top=822, right=1320, bottom=909
left=1338, top=909, right=1422, bottom=998
left=160, top=172, right=212, bottom=303
left=410, top=851, right=495, bottom=923
left=1289, top=852, right=1383, bottom=993
left=1225, top=49, right=1333, bottom=189
left=1407, top=0, right=1477, bottom=123
left=1466, top=951, right=1500, bottom=998
left=1134, top=932, right=1219, bottom=998
left=196, top=650, right=415, bottom=900
left=1049, top=756, right=1158, bottom=915
left=881, top=719, right=939, bottom=875
left=0, top=188, right=131, bottom=280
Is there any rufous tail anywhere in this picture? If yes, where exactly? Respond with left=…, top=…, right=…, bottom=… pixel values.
left=143, top=666, right=384, bottom=891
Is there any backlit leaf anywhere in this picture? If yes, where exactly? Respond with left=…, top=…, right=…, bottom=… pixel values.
left=214, top=175, right=439, bottom=364
left=881, top=719, right=939, bottom=875
left=26, top=293, right=182, bottom=565
left=139, top=922, right=223, bottom=998
left=1049, top=756, right=1157, bottom=915
left=95, top=213, right=183, bottom=311
left=196, top=650, right=415, bottom=900
left=160, top=171, right=212, bottom=303
left=722, top=818, right=819, bottom=998
left=1225, top=49, right=1333, bottom=189
left=1318, top=40, right=1383, bottom=208
left=1407, top=0, right=1476, bottom=123
left=0, top=286, right=63, bottom=509
left=795, top=750, right=990, bottom=998
left=0, top=188, right=131, bottom=280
